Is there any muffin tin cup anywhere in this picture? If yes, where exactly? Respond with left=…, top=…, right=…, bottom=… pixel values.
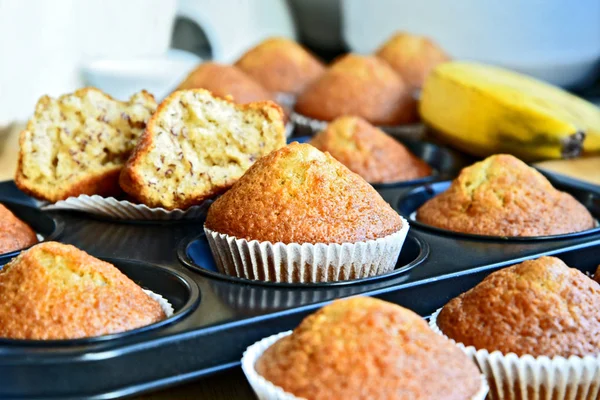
left=429, top=308, right=600, bottom=400
left=241, top=331, right=490, bottom=400
left=203, top=217, right=410, bottom=284
left=42, top=195, right=212, bottom=221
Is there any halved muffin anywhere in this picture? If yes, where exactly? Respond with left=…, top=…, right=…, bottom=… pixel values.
left=417, top=154, right=595, bottom=236
left=294, top=54, right=417, bottom=126
left=0, top=242, right=166, bottom=340
left=310, top=116, right=431, bottom=183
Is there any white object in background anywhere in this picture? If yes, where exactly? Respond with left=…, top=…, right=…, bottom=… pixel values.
left=81, top=49, right=201, bottom=101
left=176, top=0, right=296, bottom=63
left=342, top=0, right=600, bottom=88
left=0, top=0, right=176, bottom=126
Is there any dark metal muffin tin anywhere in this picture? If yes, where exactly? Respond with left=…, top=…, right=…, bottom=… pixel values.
left=0, top=135, right=598, bottom=398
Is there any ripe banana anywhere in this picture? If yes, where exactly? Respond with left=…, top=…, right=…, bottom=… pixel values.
left=419, top=61, right=600, bottom=161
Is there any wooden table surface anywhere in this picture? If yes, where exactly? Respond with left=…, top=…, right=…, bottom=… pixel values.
left=0, top=123, right=598, bottom=399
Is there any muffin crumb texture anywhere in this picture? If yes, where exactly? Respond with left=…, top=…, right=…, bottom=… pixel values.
left=0, top=242, right=165, bottom=340
left=205, top=142, right=403, bottom=244
left=0, top=204, right=38, bottom=254
left=256, top=297, right=482, bottom=400
left=311, top=116, right=431, bottom=183
left=295, top=54, right=417, bottom=125
left=15, top=88, right=157, bottom=202
left=120, top=89, right=286, bottom=210
left=417, top=154, right=595, bottom=236
left=437, top=256, right=600, bottom=357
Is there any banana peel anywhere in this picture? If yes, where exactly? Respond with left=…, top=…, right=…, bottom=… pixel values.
left=419, top=61, right=600, bottom=161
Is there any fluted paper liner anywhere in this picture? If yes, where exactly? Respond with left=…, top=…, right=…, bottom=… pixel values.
left=242, top=331, right=489, bottom=400
left=204, top=216, right=409, bottom=283
left=143, top=289, right=174, bottom=317
left=290, top=111, right=425, bottom=138
left=429, top=308, right=600, bottom=400
left=43, top=195, right=210, bottom=221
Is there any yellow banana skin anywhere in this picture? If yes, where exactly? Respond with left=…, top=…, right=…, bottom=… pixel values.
left=420, top=61, right=600, bottom=161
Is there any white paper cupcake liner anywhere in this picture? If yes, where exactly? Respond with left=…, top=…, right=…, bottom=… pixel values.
left=290, top=111, right=425, bottom=139
left=429, top=308, right=600, bottom=400
left=284, top=122, right=295, bottom=138
left=275, top=92, right=297, bottom=109
left=143, top=289, right=174, bottom=317
left=242, top=330, right=489, bottom=400
left=204, top=217, right=409, bottom=283
left=42, top=195, right=211, bottom=221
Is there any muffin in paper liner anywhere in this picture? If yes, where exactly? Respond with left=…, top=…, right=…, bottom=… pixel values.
left=42, top=195, right=211, bottom=221
left=241, top=331, right=490, bottom=400
left=290, top=111, right=425, bottom=139
left=143, top=289, right=174, bottom=318
left=429, top=308, right=600, bottom=400
left=203, top=216, right=409, bottom=283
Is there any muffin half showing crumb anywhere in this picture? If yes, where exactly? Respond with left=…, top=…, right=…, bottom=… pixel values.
left=204, top=142, right=409, bottom=283
left=0, top=204, right=38, bottom=254
left=243, top=297, right=487, bottom=400
left=15, top=88, right=157, bottom=202
left=0, top=242, right=167, bottom=340
left=416, top=154, right=595, bottom=236
left=431, top=256, right=600, bottom=400
left=310, top=116, right=432, bottom=183
left=120, top=89, right=286, bottom=210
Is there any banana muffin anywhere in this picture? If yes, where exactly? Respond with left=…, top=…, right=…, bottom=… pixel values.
left=254, top=297, right=483, bottom=400
left=294, top=54, right=418, bottom=126
left=16, top=88, right=157, bottom=202
left=0, top=204, right=38, bottom=254
left=176, top=62, right=275, bottom=104
left=205, top=142, right=403, bottom=244
left=310, top=116, right=431, bottom=183
left=417, top=154, right=595, bottom=236
left=0, top=242, right=166, bottom=340
left=120, top=89, right=286, bottom=210
left=235, top=37, right=324, bottom=95
left=376, top=32, right=450, bottom=89
left=437, top=256, right=600, bottom=357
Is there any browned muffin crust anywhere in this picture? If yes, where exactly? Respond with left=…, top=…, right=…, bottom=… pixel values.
left=257, top=297, right=482, bottom=400
left=0, top=204, right=38, bottom=254
left=310, top=116, right=432, bottom=183
left=376, top=32, right=450, bottom=89
left=438, top=256, right=600, bottom=357
left=176, top=62, right=275, bottom=104
left=0, top=242, right=165, bottom=340
left=235, top=37, right=324, bottom=94
left=417, top=154, right=595, bottom=236
left=294, top=54, right=418, bottom=126
left=205, top=142, right=403, bottom=244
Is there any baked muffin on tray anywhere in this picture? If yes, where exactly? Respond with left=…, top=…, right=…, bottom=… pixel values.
left=0, top=242, right=168, bottom=340
left=176, top=62, right=275, bottom=105
left=204, top=142, right=409, bottom=283
left=431, top=256, right=600, bottom=400
left=235, top=37, right=324, bottom=98
left=120, top=89, right=286, bottom=210
left=15, top=88, right=157, bottom=202
left=0, top=204, right=38, bottom=254
left=243, top=297, right=487, bottom=400
left=310, top=116, right=431, bottom=183
left=417, top=154, right=595, bottom=236
left=376, top=32, right=450, bottom=89
left=294, top=54, right=418, bottom=128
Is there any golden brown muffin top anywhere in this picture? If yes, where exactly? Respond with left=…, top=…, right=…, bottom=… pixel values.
left=294, top=54, right=418, bottom=126
left=376, top=32, right=450, bottom=89
left=176, top=62, right=274, bottom=105
left=416, top=154, right=595, bottom=236
left=0, top=204, right=38, bottom=254
left=256, top=297, right=482, bottom=400
left=205, top=142, right=403, bottom=244
left=311, top=116, right=432, bottom=183
left=0, top=242, right=165, bottom=340
left=235, top=37, right=324, bottom=94
left=438, top=256, right=600, bottom=357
